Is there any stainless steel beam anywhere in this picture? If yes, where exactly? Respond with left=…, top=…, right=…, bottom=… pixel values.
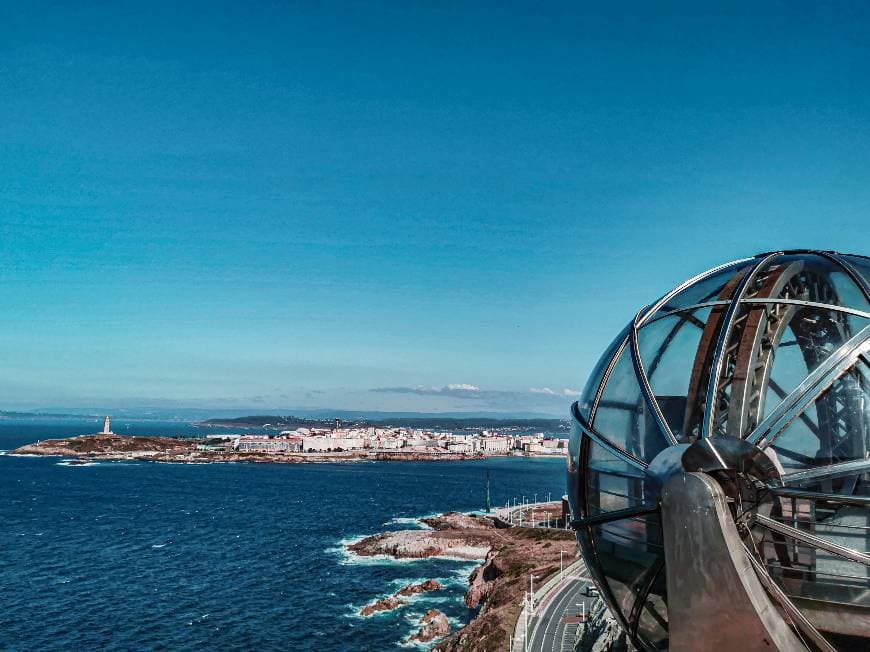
left=781, top=458, right=870, bottom=486
left=702, top=253, right=782, bottom=439
left=753, top=512, right=870, bottom=566
left=741, top=542, right=836, bottom=652
left=748, top=323, right=870, bottom=447
left=570, top=504, right=659, bottom=528
left=766, top=485, right=870, bottom=507
left=739, top=297, right=870, bottom=321
left=661, top=472, right=805, bottom=651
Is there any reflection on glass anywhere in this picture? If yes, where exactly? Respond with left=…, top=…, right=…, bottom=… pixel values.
left=769, top=360, right=869, bottom=473
left=577, top=323, right=631, bottom=422
left=648, top=259, right=752, bottom=320
left=592, top=349, right=668, bottom=461
left=637, top=307, right=712, bottom=440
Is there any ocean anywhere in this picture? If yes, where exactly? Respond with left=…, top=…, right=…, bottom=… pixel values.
left=0, top=419, right=568, bottom=651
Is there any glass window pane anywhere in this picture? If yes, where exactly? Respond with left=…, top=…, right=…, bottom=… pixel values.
left=763, top=312, right=868, bottom=420
left=588, top=496, right=665, bottom=636
left=840, top=254, right=870, bottom=296
left=635, top=592, right=669, bottom=650
left=585, top=441, right=648, bottom=515
left=649, top=259, right=752, bottom=321
left=637, top=307, right=713, bottom=441
left=768, top=359, right=869, bottom=474
left=756, top=493, right=870, bottom=618
left=754, top=253, right=870, bottom=312
left=577, top=323, right=631, bottom=422
left=592, top=347, right=668, bottom=461
left=712, top=296, right=867, bottom=439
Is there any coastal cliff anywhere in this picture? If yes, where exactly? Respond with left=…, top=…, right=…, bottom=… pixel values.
left=347, top=510, right=577, bottom=651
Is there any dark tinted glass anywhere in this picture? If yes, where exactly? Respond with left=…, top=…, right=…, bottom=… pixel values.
left=577, top=323, right=632, bottom=422
left=592, top=347, right=668, bottom=461
left=637, top=307, right=713, bottom=440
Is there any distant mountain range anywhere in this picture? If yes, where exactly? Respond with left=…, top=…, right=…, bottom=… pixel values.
left=0, top=408, right=570, bottom=433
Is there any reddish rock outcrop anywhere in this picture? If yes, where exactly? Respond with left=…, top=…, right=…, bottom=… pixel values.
left=406, top=609, right=451, bottom=644
left=396, top=579, right=443, bottom=597
left=359, top=596, right=406, bottom=617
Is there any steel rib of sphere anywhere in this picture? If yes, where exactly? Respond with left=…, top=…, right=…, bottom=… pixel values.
left=567, top=250, right=870, bottom=651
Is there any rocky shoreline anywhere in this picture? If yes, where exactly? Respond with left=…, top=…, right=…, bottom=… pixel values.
left=359, top=580, right=444, bottom=616
left=347, top=510, right=577, bottom=650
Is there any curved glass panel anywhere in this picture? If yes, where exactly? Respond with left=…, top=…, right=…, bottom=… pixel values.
left=586, top=440, right=648, bottom=514
left=752, top=253, right=870, bottom=312
left=763, top=313, right=868, bottom=420
left=755, top=489, right=870, bottom=630
left=648, top=259, right=753, bottom=321
left=840, top=254, right=870, bottom=294
left=591, top=347, right=668, bottom=461
left=635, top=591, right=668, bottom=650
left=768, top=359, right=869, bottom=474
left=584, top=441, right=665, bottom=639
left=637, top=307, right=713, bottom=440
left=577, top=323, right=631, bottom=422
left=711, top=298, right=867, bottom=439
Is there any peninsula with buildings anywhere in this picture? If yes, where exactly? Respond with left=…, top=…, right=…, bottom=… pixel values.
left=9, top=416, right=569, bottom=463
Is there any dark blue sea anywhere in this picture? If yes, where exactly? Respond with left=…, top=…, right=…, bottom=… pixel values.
left=0, top=419, right=567, bottom=651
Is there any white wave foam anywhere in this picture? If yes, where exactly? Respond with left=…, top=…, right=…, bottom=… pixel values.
left=56, top=460, right=101, bottom=467
left=384, top=517, right=434, bottom=530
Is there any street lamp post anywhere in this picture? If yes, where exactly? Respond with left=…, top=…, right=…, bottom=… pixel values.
left=560, top=549, right=567, bottom=581
left=530, top=574, right=539, bottom=611
left=523, top=592, right=530, bottom=652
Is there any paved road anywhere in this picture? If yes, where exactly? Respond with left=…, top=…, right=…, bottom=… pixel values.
left=527, top=567, right=596, bottom=652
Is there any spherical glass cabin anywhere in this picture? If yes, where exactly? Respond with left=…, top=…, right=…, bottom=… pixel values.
left=568, top=250, right=870, bottom=651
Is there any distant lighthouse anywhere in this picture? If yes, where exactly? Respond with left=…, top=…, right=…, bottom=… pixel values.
left=102, top=416, right=112, bottom=435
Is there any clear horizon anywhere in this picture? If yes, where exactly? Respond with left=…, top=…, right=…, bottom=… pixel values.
left=3, top=2, right=870, bottom=416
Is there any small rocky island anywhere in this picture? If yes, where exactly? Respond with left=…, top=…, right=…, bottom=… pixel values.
left=349, top=511, right=577, bottom=651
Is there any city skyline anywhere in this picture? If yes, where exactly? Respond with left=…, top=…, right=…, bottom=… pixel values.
left=3, top=2, right=870, bottom=416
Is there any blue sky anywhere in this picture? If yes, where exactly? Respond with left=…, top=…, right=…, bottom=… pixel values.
left=2, top=2, right=869, bottom=416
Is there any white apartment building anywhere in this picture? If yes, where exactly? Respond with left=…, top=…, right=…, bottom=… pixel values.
left=234, top=436, right=301, bottom=453
left=301, top=435, right=365, bottom=452
left=479, top=437, right=510, bottom=453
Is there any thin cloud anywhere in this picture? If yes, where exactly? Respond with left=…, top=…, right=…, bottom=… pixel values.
left=371, top=384, right=485, bottom=399
left=372, top=384, right=578, bottom=404
left=529, top=387, right=580, bottom=398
